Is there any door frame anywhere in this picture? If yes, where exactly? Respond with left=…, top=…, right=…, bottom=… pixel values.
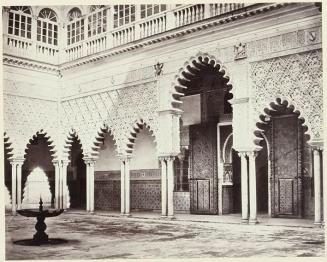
left=217, top=121, right=232, bottom=215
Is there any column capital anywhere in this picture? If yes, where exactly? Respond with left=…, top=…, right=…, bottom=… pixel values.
left=312, top=145, right=323, bottom=152
left=9, top=158, right=25, bottom=165
left=83, top=157, right=97, bottom=166
left=159, top=155, right=176, bottom=162
left=118, top=155, right=132, bottom=162
left=237, top=151, right=248, bottom=158
left=247, top=151, right=258, bottom=159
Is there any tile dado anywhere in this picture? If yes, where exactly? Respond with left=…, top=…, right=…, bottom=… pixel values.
left=95, top=169, right=161, bottom=181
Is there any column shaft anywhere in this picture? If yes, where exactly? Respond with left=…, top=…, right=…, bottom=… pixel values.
left=313, top=149, right=321, bottom=224
left=161, top=159, right=167, bottom=216
left=120, top=161, right=125, bottom=214
left=86, top=163, right=90, bottom=212
left=125, top=159, right=130, bottom=215
left=167, top=158, right=174, bottom=217
left=248, top=152, right=258, bottom=224
left=16, top=163, right=23, bottom=210
left=54, top=162, right=59, bottom=209
left=240, top=153, right=249, bottom=221
left=62, top=162, right=68, bottom=209
left=11, top=163, right=17, bottom=215
left=89, top=163, right=95, bottom=213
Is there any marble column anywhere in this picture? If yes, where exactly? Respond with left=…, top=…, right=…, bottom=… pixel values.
left=120, top=159, right=126, bottom=214
left=248, top=151, right=258, bottom=224
left=54, top=160, right=60, bottom=209
left=16, top=161, right=24, bottom=210
left=61, top=160, right=69, bottom=210
left=10, top=161, right=17, bottom=215
left=160, top=157, right=167, bottom=216
left=89, top=161, right=95, bottom=213
left=313, top=148, right=322, bottom=225
left=86, top=161, right=90, bottom=212
left=124, top=157, right=131, bottom=216
left=166, top=156, right=175, bottom=218
left=238, top=152, right=248, bottom=222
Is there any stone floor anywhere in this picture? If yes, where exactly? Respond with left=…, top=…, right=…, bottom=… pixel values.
left=5, top=211, right=325, bottom=260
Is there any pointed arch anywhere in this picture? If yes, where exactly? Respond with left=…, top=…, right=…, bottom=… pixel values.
left=124, top=118, right=157, bottom=155
left=88, top=122, right=120, bottom=158
left=253, top=98, right=310, bottom=149
left=63, top=128, right=85, bottom=160
left=171, top=52, right=234, bottom=109
left=23, top=128, right=59, bottom=160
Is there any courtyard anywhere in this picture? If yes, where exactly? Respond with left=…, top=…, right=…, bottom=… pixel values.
left=5, top=211, right=325, bottom=259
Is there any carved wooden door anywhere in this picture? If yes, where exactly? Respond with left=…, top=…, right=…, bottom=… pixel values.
left=271, top=115, right=303, bottom=217
left=190, top=123, right=218, bottom=214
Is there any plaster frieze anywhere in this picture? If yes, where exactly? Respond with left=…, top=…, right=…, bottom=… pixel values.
left=3, top=55, right=59, bottom=74
left=61, top=81, right=159, bottom=156
left=3, top=94, right=59, bottom=159
left=251, top=49, right=323, bottom=143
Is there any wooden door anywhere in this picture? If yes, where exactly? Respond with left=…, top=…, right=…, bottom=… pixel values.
left=190, top=123, right=218, bottom=214
left=271, top=115, right=303, bottom=217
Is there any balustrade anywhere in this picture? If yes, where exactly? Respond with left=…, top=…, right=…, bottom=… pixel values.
left=112, top=25, right=135, bottom=47
left=139, top=13, right=167, bottom=38
left=3, top=4, right=252, bottom=65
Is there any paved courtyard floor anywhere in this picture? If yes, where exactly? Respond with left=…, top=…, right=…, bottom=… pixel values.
left=5, top=211, right=325, bottom=260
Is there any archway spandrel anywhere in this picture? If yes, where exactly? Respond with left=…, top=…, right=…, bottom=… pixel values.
left=251, top=50, right=323, bottom=142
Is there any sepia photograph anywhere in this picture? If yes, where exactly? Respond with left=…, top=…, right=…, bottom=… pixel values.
left=1, top=0, right=325, bottom=260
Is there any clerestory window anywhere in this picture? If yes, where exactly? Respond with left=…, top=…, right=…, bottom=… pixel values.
left=67, top=8, right=84, bottom=45
left=113, top=5, right=135, bottom=28
left=8, top=6, right=32, bottom=39
left=37, top=8, right=58, bottom=46
left=140, top=4, right=167, bottom=19
left=88, top=5, right=107, bottom=37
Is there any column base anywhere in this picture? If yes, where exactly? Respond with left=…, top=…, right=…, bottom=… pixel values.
left=241, top=219, right=249, bottom=224
left=12, top=211, right=17, bottom=216
left=161, top=215, right=175, bottom=220
left=314, top=221, right=322, bottom=226
left=249, top=219, right=259, bottom=225
left=121, top=213, right=131, bottom=217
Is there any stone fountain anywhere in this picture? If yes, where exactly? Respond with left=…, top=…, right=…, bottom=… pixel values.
left=16, top=197, right=64, bottom=245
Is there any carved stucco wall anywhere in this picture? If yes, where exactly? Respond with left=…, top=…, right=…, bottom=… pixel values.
left=3, top=94, right=59, bottom=159
left=61, top=81, right=159, bottom=157
left=251, top=49, right=323, bottom=143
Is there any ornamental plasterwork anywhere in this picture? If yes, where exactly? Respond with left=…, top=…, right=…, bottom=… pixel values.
left=61, top=81, right=159, bottom=156
left=247, top=26, right=321, bottom=59
left=3, top=94, right=59, bottom=158
left=251, top=50, right=323, bottom=141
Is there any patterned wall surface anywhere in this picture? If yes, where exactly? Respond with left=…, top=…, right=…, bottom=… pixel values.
left=174, top=192, right=190, bottom=212
left=251, top=50, right=323, bottom=141
left=94, top=169, right=162, bottom=211
left=3, top=94, right=59, bottom=158
left=61, top=81, right=159, bottom=156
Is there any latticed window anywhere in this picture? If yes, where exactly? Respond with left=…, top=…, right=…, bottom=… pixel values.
left=113, top=5, right=135, bottom=28
left=140, top=4, right=166, bottom=19
left=88, top=5, right=107, bottom=37
left=37, top=8, right=58, bottom=45
left=8, top=6, right=32, bottom=39
left=67, top=8, right=84, bottom=45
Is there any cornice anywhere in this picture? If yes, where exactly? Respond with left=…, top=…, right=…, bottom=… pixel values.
left=59, top=3, right=291, bottom=71
left=3, top=55, right=59, bottom=74
left=3, top=3, right=318, bottom=73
